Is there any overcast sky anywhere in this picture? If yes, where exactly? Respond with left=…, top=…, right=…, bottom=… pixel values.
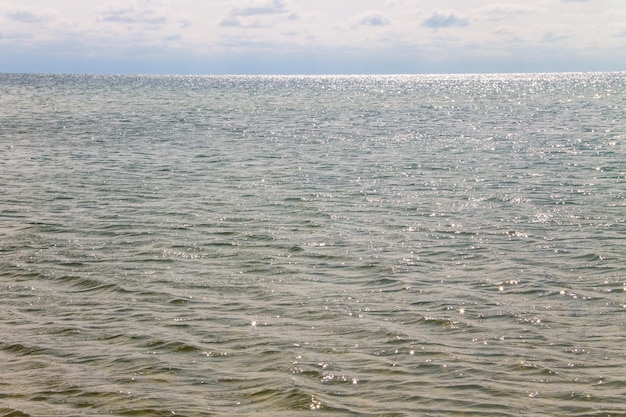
left=1, top=0, right=625, bottom=74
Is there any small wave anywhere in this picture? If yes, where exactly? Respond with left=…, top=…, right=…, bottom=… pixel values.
left=0, top=408, right=31, bottom=417
left=1, top=342, right=46, bottom=356
left=52, top=274, right=129, bottom=295
left=142, top=339, right=203, bottom=354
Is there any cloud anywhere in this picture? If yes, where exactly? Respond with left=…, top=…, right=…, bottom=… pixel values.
left=218, top=15, right=267, bottom=28
left=543, top=32, right=569, bottom=43
left=421, top=9, right=469, bottom=29
left=5, top=7, right=60, bottom=23
left=219, top=0, right=296, bottom=28
left=140, top=0, right=182, bottom=5
left=477, top=4, right=541, bottom=16
left=97, top=5, right=167, bottom=25
left=179, top=18, right=192, bottom=29
left=229, top=0, right=288, bottom=17
left=218, top=16, right=245, bottom=27
left=385, top=0, right=409, bottom=7
left=472, top=3, right=542, bottom=24
left=354, top=11, right=389, bottom=27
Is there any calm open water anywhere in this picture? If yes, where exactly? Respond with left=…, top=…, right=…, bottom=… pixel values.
left=1, top=73, right=625, bottom=416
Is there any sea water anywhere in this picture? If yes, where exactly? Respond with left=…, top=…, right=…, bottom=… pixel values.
left=0, top=73, right=625, bottom=416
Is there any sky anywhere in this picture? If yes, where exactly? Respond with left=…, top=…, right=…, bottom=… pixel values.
left=1, top=0, right=625, bottom=74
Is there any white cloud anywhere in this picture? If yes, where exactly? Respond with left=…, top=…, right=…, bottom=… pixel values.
left=230, top=0, right=288, bottom=17
left=219, top=16, right=264, bottom=28
left=542, top=31, right=570, bottom=43
left=96, top=5, right=167, bottom=25
left=5, top=7, right=60, bottom=23
left=353, top=11, right=390, bottom=27
left=421, top=9, right=469, bottom=28
left=218, top=0, right=297, bottom=28
left=476, top=3, right=542, bottom=17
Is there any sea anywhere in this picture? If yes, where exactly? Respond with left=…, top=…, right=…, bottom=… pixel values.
left=0, top=72, right=625, bottom=416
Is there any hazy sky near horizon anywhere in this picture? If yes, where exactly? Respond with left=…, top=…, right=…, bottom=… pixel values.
left=1, top=0, right=625, bottom=74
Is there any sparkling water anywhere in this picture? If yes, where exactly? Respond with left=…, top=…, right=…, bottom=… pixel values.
left=1, top=73, right=625, bottom=416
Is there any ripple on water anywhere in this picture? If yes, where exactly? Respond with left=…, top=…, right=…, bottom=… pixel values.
left=1, top=73, right=625, bottom=416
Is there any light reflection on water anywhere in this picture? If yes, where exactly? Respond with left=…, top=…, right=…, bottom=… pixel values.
left=0, top=72, right=625, bottom=416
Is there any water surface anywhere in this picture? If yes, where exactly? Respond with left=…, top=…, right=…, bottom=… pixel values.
left=1, top=73, right=625, bottom=416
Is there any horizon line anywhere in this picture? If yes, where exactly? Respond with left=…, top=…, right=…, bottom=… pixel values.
left=2, top=70, right=625, bottom=77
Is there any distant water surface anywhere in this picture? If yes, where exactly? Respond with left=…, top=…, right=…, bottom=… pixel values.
left=1, top=72, right=625, bottom=416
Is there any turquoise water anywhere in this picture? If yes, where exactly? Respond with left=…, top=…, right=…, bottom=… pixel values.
left=1, top=73, right=625, bottom=416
